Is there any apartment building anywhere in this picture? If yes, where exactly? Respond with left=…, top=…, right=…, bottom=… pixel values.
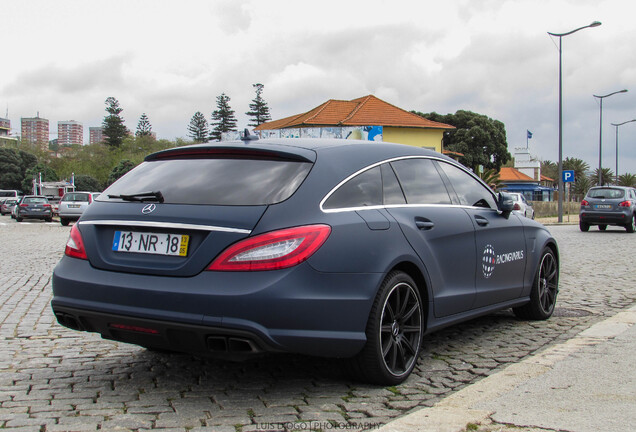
left=89, top=126, right=104, bottom=144
left=58, top=120, right=83, bottom=146
left=21, top=116, right=50, bottom=150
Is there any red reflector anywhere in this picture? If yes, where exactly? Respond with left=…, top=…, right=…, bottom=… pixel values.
left=109, top=323, right=159, bottom=334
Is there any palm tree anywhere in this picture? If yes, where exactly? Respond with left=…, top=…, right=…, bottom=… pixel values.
left=480, top=168, right=502, bottom=191
left=591, top=168, right=614, bottom=186
left=617, top=173, right=636, bottom=188
left=563, top=157, right=590, bottom=182
left=540, top=160, right=558, bottom=181
left=573, top=176, right=592, bottom=199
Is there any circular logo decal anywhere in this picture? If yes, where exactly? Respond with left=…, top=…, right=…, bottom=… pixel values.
left=482, top=244, right=496, bottom=278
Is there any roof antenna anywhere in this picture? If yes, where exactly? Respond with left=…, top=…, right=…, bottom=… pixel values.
left=240, top=128, right=259, bottom=142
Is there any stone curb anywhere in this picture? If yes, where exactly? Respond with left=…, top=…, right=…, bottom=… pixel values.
left=377, top=304, right=636, bottom=432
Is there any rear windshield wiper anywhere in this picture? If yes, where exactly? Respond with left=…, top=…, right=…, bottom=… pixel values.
left=108, top=191, right=164, bottom=203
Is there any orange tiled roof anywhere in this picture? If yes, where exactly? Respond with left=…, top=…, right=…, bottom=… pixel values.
left=254, top=95, right=455, bottom=131
left=540, top=174, right=554, bottom=182
left=499, top=167, right=535, bottom=182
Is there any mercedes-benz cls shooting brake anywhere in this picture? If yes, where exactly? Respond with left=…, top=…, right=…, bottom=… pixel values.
left=51, top=138, right=559, bottom=384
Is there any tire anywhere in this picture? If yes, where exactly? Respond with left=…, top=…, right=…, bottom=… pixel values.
left=16, top=217, right=23, bottom=222
left=626, top=215, right=636, bottom=233
left=598, top=224, right=607, bottom=231
left=45, top=217, right=52, bottom=222
left=346, top=271, right=423, bottom=385
left=579, top=221, right=589, bottom=232
left=60, top=218, right=69, bottom=226
left=513, top=247, right=559, bottom=320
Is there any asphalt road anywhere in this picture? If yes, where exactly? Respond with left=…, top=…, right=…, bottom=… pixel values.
left=1, top=217, right=635, bottom=431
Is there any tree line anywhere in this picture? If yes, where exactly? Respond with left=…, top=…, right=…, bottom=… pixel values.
left=187, top=83, right=271, bottom=143
left=541, top=158, right=636, bottom=195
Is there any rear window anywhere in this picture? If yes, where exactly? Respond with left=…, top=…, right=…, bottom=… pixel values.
left=587, top=188, right=624, bottom=199
left=99, top=158, right=312, bottom=205
left=24, top=197, right=48, bottom=204
left=62, top=193, right=90, bottom=202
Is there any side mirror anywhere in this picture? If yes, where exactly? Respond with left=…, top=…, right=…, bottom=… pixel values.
left=497, top=192, right=514, bottom=217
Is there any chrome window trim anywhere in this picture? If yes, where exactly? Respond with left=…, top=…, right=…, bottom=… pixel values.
left=320, top=155, right=496, bottom=213
left=79, top=220, right=251, bottom=234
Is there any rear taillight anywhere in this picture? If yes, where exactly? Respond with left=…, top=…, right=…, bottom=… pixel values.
left=619, top=201, right=631, bottom=207
left=581, top=200, right=589, bottom=207
left=43, top=204, right=51, bottom=208
left=513, top=203, right=521, bottom=211
left=65, top=224, right=88, bottom=260
left=88, top=195, right=92, bottom=204
left=20, top=203, right=28, bottom=207
left=207, top=224, right=331, bottom=271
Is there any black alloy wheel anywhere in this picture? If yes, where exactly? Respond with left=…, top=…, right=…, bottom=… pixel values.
left=347, top=271, right=423, bottom=385
left=514, top=247, right=559, bottom=320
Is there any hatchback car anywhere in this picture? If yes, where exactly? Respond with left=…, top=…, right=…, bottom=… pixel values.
left=508, top=192, right=535, bottom=219
left=0, top=198, right=18, bottom=215
left=58, top=191, right=101, bottom=226
left=14, top=195, right=53, bottom=222
left=579, top=186, right=636, bottom=232
left=51, top=138, right=559, bottom=384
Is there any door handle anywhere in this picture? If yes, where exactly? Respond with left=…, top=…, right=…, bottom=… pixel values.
left=475, top=216, right=489, bottom=226
left=415, top=220, right=435, bottom=230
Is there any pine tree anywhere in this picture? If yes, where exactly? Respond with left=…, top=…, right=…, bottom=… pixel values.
left=246, top=83, right=272, bottom=127
left=136, top=113, right=152, bottom=137
left=102, top=97, right=128, bottom=148
left=210, top=93, right=237, bottom=141
left=187, top=111, right=209, bottom=143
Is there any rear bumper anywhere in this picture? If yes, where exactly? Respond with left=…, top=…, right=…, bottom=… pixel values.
left=580, top=211, right=630, bottom=225
left=17, top=210, right=51, bottom=219
left=51, top=256, right=382, bottom=358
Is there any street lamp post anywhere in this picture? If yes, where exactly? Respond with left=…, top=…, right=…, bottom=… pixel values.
left=548, top=21, right=601, bottom=223
left=593, top=89, right=628, bottom=185
left=611, top=118, right=636, bottom=183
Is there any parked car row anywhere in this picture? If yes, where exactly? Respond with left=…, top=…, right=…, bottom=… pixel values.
left=0, top=192, right=101, bottom=224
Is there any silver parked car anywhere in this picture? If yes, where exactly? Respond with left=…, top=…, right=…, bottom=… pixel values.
left=580, top=186, right=636, bottom=232
left=509, top=192, right=535, bottom=219
left=58, top=191, right=101, bottom=226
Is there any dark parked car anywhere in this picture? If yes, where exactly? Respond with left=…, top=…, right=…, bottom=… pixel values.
left=51, top=138, right=559, bottom=384
left=579, top=186, right=636, bottom=233
left=14, top=195, right=53, bottom=222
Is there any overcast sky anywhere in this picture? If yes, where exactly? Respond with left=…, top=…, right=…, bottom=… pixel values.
left=2, top=0, right=635, bottom=175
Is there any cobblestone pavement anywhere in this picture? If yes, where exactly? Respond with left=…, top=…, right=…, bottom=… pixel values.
left=1, top=218, right=635, bottom=432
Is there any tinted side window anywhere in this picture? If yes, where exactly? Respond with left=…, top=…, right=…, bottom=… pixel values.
left=438, top=162, right=497, bottom=209
left=390, top=159, right=451, bottom=205
left=323, top=166, right=382, bottom=209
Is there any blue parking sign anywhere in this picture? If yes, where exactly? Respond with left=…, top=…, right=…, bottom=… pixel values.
left=562, top=170, right=575, bottom=183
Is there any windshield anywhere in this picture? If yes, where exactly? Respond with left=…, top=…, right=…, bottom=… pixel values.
left=587, top=188, right=624, bottom=199
left=100, top=157, right=312, bottom=205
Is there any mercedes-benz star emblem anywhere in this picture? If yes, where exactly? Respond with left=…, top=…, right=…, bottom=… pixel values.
left=142, top=204, right=156, bottom=214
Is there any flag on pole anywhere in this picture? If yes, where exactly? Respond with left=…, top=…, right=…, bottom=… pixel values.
left=527, top=130, right=533, bottom=139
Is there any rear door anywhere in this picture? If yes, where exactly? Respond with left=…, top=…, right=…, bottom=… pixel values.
left=385, top=158, right=477, bottom=317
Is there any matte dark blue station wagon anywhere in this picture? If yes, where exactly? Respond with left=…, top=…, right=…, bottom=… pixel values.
left=52, top=138, right=559, bottom=384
